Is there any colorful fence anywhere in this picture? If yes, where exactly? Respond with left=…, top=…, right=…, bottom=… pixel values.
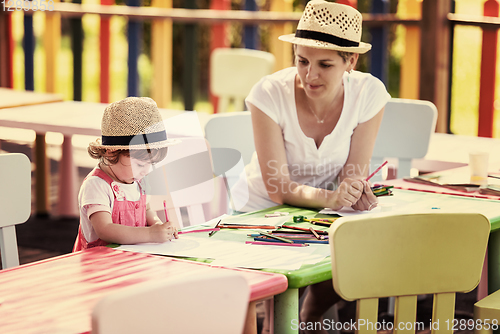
left=0, top=0, right=498, bottom=137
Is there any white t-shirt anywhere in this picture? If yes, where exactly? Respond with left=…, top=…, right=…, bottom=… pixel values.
left=78, top=166, right=145, bottom=243
left=232, top=67, right=391, bottom=212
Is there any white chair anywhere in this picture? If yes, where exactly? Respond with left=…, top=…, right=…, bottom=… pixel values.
left=210, top=48, right=275, bottom=113
left=0, top=153, right=31, bottom=269
left=370, top=98, right=438, bottom=181
left=91, top=271, right=250, bottom=334
left=205, top=112, right=255, bottom=214
left=205, top=111, right=255, bottom=166
left=146, top=137, right=215, bottom=228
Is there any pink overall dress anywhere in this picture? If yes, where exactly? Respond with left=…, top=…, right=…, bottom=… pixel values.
left=73, top=168, right=147, bottom=252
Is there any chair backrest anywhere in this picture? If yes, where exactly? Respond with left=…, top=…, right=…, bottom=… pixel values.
left=329, top=212, right=490, bottom=334
left=210, top=48, right=275, bottom=113
left=371, top=98, right=438, bottom=181
left=205, top=111, right=255, bottom=166
left=0, top=153, right=31, bottom=269
left=91, top=271, right=250, bottom=334
left=146, top=137, right=214, bottom=227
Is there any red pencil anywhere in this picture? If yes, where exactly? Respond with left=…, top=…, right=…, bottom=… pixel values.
left=163, top=200, right=169, bottom=223
left=366, top=161, right=388, bottom=181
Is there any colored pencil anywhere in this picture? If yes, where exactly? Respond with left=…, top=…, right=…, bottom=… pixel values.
left=209, top=219, right=222, bottom=237
left=163, top=200, right=169, bottom=223
left=245, top=241, right=308, bottom=247
left=178, top=228, right=220, bottom=235
left=366, top=160, right=388, bottom=181
left=282, top=225, right=328, bottom=235
left=309, top=227, right=323, bottom=240
left=254, top=237, right=327, bottom=245
left=259, top=231, right=294, bottom=244
left=219, top=224, right=278, bottom=229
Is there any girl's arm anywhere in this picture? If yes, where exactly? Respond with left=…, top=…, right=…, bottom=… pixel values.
left=338, top=107, right=385, bottom=210
left=90, top=211, right=175, bottom=245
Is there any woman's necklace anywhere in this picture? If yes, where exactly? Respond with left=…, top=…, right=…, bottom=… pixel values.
left=308, top=106, right=327, bottom=124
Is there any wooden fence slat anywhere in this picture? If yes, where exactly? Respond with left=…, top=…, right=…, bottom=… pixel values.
left=478, top=0, right=499, bottom=138
left=370, top=0, right=389, bottom=85
left=244, top=0, right=258, bottom=50
left=151, top=0, right=172, bottom=109
left=183, top=0, right=198, bottom=111
left=209, top=0, right=230, bottom=113
left=399, top=0, right=421, bottom=100
left=23, top=13, right=34, bottom=91
left=100, top=0, right=114, bottom=103
left=0, top=10, right=12, bottom=88
left=270, top=0, right=293, bottom=72
left=45, top=0, right=61, bottom=94
left=420, top=0, right=451, bottom=133
left=71, top=0, right=83, bottom=101
left=127, top=0, right=142, bottom=98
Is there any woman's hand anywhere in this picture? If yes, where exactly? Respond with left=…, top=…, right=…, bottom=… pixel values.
left=351, top=181, right=378, bottom=211
left=330, top=178, right=377, bottom=211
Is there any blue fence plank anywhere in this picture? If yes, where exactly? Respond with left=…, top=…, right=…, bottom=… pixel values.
left=369, top=0, right=389, bottom=85
left=127, top=0, right=142, bottom=97
left=183, top=0, right=198, bottom=110
left=71, top=0, right=83, bottom=101
left=244, top=0, right=258, bottom=50
left=23, top=13, right=34, bottom=91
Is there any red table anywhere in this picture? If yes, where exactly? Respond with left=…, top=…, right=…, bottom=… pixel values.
left=0, top=247, right=288, bottom=333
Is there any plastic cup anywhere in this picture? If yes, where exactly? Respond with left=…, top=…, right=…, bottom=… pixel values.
left=469, top=152, right=489, bottom=186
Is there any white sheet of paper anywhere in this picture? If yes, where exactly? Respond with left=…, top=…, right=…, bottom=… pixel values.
left=117, top=235, right=327, bottom=270
left=220, top=214, right=290, bottom=227
left=319, top=206, right=381, bottom=216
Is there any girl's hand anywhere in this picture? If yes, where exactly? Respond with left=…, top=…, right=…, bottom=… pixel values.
left=149, top=223, right=177, bottom=243
left=351, top=181, right=378, bottom=211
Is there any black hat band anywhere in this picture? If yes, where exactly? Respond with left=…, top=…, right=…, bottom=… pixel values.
left=295, top=29, right=359, bottom=47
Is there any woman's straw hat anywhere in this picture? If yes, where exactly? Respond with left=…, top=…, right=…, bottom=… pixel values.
left=90, top=97, right=180, bottom=150
left=279, top=0, right=371, bottom=54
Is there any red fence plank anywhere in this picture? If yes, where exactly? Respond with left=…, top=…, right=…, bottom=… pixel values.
left=478, top=0, right=499, bottom=138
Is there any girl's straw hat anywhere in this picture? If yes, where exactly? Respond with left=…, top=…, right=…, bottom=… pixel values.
left=279, top=0, right=371, bottom=54
left=90, top=97, right=180, bottom=150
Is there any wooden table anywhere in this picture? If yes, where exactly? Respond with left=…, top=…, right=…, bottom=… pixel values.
left=0, top=88, right=63, bottom=108
left=172, top=192, right=500, bottom=334
left=413, top=133, right=500, bottom=174
left=0, top=101, right=210, bottom=217
left=0, top=88, right=64, bottom=216
left=0, top=247, right=288, bottom=334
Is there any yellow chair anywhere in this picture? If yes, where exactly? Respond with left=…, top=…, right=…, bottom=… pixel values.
left=329, top=212, right=490, bottom=334
left=473, top=290, right=500, bottom=334
left=210, top=48, right=275, bottom=113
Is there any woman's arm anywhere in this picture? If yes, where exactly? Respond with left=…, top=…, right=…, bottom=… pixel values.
left=250, top=103, right=357, bottom=210
left=90, top=211, right=175, bottom=245
left=338, top=107, right=385, bottom=210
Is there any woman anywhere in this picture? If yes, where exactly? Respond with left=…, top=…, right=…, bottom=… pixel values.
left=233, top=0, right=391, bottom=331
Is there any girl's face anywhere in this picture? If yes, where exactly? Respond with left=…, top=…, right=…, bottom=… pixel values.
left=111, top=155, right=152, bottom=183
left=295, top=45, right=357, bottom=100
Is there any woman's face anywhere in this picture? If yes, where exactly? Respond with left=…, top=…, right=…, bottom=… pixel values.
left=295, top=45, right=357, bottom=100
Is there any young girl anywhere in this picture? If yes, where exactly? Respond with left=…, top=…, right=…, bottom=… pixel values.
left=73, top=97, right=181, bottom=251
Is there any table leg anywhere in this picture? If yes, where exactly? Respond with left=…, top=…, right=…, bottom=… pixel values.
left=274, top=288, right=299, bottom=334
left=35, top=134, right=50, bottom=216
left=58, top=135, right=78, bottom=217
left=0, top=226, right=20, bottom=269
left=244, top=301, right=258, bottom=334
left=488, top=230, right=500, bottom=294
